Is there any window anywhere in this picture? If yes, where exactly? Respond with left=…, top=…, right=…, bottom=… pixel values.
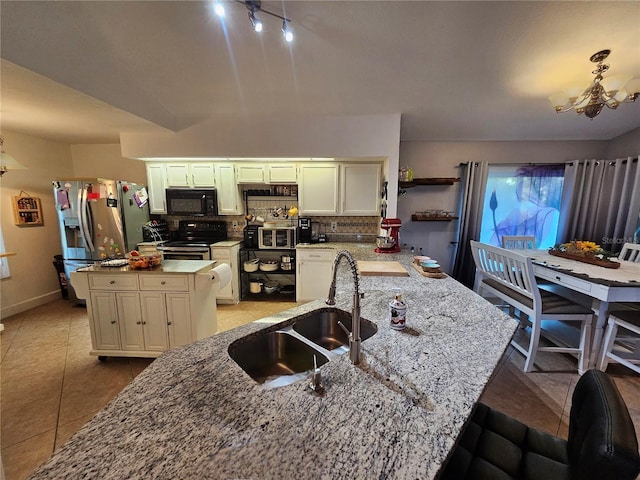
left=479, top=165, right=565, bottom=249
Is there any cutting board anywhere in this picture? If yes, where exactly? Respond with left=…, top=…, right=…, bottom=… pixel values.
left=357, top=261, right=409, bottom=277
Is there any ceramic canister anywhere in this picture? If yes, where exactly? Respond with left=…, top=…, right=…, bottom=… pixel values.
left=389, top=293, right=407, bottom=330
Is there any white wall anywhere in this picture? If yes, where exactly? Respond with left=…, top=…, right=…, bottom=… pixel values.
left=398, top=140, right=610, bottom=272
left=607, top=127, right=640, bottom=159
left=71, top=144, right=146, bottom=184
left=0, top=131, right=74, bottom=318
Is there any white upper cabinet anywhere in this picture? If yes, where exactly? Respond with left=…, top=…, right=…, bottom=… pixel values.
left=145, top=163, right=168, bottom=214
left=340, top=163, right=381, bottom=215
left=267, top=163, right=297, bottom=183
left=189, top=163, right=216, bottom=186
left=166, top=163, right=215, bottom=187
left=236, top=164, right=265, bottom=183
left=214, top=163, right=243, bottom=215
left=298, top=164, right=339, bottom=215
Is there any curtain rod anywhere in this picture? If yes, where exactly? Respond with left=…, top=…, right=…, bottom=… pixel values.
left=566, top=157, right=638, bottom=166
left=457, top=162, right=565, bottom=167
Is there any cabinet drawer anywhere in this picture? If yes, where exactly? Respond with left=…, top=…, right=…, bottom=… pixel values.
left=139, top=275, right=189, bottom=291
left=297, top=248, right=335, bottom=262
left=537, top=269, right=592, bottom=294
left=89, top=274, right=138, bottom=291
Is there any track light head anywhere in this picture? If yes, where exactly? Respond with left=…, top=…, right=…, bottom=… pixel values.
left=282, top=20, right=293, bottom=42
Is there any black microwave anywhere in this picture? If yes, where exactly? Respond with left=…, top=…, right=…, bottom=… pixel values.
left=166, top=189, right=218, bottom=216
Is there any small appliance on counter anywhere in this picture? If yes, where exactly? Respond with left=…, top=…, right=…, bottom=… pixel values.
left=243, top=225, right=260, bottom=248
left=298, top=217, right=312, bottom=244
left=375, top=218, right=402, bottom=253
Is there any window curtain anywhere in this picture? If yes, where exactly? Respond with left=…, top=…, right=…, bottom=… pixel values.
left=452, top=161, right=488, bottom=289
left=557, top=156, right=640, bottom=252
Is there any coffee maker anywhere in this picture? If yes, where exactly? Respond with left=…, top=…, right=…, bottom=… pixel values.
left=298, top=218, right=312, bottom=244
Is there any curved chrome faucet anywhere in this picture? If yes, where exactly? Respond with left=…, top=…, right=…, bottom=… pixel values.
left=326, top=250, right=364, bottom=364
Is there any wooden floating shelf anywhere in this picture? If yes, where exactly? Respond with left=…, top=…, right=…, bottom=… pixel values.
left=411, top=215, right=459, bottom=222
left=399, top=177, right=460, bottom=188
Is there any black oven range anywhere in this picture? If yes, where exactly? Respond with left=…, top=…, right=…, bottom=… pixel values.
left=157, top=221, right=227, bottom=260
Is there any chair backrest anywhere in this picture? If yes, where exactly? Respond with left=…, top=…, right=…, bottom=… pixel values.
left=501, top=235, right=536, bottom=250
left=619, top=242, right=640, bottom=263
left=568, top=369, right=640, bottom=480
left=470, top=240, right=542, bottom=313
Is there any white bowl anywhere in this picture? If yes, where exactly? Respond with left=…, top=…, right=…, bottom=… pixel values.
left=259, top=261, right=279, bottom=272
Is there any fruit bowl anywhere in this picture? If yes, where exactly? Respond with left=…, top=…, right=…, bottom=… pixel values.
left=126, top=252, right=163, bottom=269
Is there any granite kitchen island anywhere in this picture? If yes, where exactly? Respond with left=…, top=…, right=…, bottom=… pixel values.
left=31, top=247, right=517, bottom=479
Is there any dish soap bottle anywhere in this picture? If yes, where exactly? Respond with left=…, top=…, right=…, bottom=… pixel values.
left=389, top=293, right=407, bottom=330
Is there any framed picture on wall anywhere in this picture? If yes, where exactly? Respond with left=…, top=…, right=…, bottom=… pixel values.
left=12, top=194, right=44, bottom=226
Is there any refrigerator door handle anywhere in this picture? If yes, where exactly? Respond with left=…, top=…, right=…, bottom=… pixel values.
left=80, top=187, right=95, bottom=253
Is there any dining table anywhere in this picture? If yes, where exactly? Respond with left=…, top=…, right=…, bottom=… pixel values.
left=528, top=250, right=640, bottom=368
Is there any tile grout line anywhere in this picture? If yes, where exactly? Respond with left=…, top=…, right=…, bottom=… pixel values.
left=51, top=311, right=74, bottom=453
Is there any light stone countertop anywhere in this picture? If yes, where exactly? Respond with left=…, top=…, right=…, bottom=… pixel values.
left=30, top=245, right=517, bottom=480
left=78, top=259, right=216, bottom=274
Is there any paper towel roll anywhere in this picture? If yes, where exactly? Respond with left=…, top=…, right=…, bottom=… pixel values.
left=209, top=263, right=232, bottom=289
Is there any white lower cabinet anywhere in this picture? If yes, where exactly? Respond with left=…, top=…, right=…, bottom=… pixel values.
left=296, top=248, right=335, bottom=302
left=79, top=271, right=217, bottom=359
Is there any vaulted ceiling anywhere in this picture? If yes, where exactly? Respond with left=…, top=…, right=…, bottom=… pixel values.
left=2, top=1, right=639, bottom=144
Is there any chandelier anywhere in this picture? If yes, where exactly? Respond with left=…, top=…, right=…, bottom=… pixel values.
left=548, top=50, right=640, bottom=119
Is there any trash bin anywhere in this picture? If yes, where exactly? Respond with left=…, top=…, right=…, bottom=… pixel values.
left=53, top=254, right=69, bottom=299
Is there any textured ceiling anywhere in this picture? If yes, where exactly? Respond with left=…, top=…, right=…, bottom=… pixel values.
left=1, top=1, right=639, bottom=144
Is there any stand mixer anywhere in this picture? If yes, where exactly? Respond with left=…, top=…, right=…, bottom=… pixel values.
left=375, top=218, right=402, bottom=253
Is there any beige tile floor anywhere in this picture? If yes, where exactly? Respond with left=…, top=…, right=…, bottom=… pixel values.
left=2, top=299, right=639, bottom=479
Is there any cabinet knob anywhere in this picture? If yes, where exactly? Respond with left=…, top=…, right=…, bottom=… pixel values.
left=110, top=320, right=116, bottom=324
left=142, top=321, right=146, bottom=325
left=161, top=281, right=166, bottom=285
left=167, top=321, right=172, bottom=326
left=109, top=280, right=115, bottom=284
left=136, top=321, right=142, bottom=325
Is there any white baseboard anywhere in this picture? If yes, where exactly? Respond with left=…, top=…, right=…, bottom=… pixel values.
left=1, top=290, right=62, bottom=320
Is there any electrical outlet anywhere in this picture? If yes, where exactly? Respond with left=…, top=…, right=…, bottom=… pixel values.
left=331, top=221, right=337, bottom=231
left=232, top=221, right=238, bottom=228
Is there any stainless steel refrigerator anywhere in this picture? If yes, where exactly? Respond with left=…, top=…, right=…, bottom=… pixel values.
left=52, top=178, right=150, bottom=303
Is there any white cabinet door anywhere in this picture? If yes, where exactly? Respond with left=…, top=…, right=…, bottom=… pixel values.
left=298, top=164, right=339, bottom=215
left=166, top=163, right=191, bottom=187
left=89, top=292, right=121, bottom=350
left=190, top=163, right=216, bottom=187
left=341, top=163, right=381, bottom=215
left=236, top=164, right=265, bottom=183
left=145, top=163, right=168, bottom=214
left=139, top=292, right=170, bottom=352
left=214, top=164, right=243, bottom=215
left=296, top=248, right=335, bottom=302
left=116, top=292, right=144, bottom=351
left=267, top=163, right=297, bottom=183
left=166, top=293, right=192, bottom=347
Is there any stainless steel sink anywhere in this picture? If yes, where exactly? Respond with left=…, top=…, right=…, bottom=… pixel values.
left=292, top=307, right=377, bottom=351
left=228, top=331, right=329, bottom=384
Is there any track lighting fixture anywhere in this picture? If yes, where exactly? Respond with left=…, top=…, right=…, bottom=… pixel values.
left=214, top=1, right=293, bottom=42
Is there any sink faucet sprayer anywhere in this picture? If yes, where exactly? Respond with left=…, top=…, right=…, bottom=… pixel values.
left=326, top=250, right=364, bottom=364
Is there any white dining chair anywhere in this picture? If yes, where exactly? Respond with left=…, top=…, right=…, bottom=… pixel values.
left=598, top=310, right=640, bottom=375
left=501, top=235, right=536, bottom=250
left=619, top=242, right=640, bottom=263
left=471, top=241, right=594, bottom=373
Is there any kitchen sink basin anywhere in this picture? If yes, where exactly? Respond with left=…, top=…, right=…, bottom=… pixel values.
left=228, top=331, right=329, bottom=384
left=292, top=307, right=377, bottom=351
